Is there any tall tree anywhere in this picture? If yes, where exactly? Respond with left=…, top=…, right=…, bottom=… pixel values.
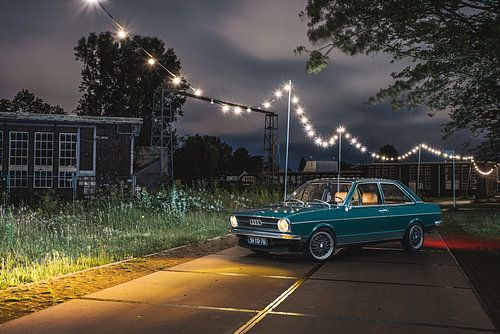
left=174, top=135, right=233, bottom=184
left=0, top=89, right=65, bottom=114
left=74, top=32, right=185, bottom=145
left=297, top=0, right=500, bottom=160
left=378, top=144, right=399, bottom=160
left=298, top=157, right=307, bottom=171
left=230, top=147, right=263, bottom=175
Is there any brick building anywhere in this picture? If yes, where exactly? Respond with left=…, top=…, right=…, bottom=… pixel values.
left=363, top=162, right=498, bottom=198
left=0, top=112, right=142, bottom=199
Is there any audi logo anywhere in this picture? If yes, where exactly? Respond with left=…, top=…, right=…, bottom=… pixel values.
left=249, top=219, right=263, bottom=226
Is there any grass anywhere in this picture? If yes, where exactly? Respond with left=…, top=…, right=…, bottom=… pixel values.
left=0, top=186, right=280, bottom=289
left=439, top=204, right=500, bottom=240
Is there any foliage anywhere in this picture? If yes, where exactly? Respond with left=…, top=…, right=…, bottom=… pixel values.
left=0, top=187, right=280, bottom=289
left=378, top=144, right=399, bottom=159
left=297, top=0, right=500, bottom=160
left=174, top=135, right=263, bottom=184
left=298, top=157, right=307, bottom=171
left=74, top=32, right=186, bottom=145
left=0, top=89, right=65, bottom=114
left=440, top=206, right=500, bottom=239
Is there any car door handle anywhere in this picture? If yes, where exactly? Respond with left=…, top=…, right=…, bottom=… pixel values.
left=378, top=209, right=388, bottom=213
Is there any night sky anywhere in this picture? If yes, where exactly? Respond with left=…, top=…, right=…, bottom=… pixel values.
left=0, top=0, right=475, bottom=170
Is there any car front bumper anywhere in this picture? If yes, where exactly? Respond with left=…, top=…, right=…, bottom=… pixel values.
left=230, top=228, right=302, bottom=240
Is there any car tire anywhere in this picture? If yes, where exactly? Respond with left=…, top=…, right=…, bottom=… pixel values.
left=402, top=223, right=425, bottom=252
left=304, top=228, right=336, bottom=262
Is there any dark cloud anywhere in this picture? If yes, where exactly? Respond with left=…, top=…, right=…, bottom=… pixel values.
left=0, top=0, right=475, bottom=171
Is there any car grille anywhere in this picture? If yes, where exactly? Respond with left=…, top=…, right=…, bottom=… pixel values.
left=236, top=216, right=279, bottom=231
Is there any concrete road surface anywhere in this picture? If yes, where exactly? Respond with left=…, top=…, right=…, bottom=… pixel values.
left=1, top=232, right=496, bottom=333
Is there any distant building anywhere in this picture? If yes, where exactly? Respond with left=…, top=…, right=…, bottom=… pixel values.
left=363, top=162, right=498, bottom=198
left=0, top=112, right=142, bottom=199
left=302, top=160, right=338, bottom=173
left=280, top=161, right=499, bottom=199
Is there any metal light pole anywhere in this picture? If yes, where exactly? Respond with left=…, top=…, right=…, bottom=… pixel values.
left=283, top=80, right=292, bottom=201
left=338, top=132, right=342, bottom=179
left=416, top=144, right=421, bottom=196
left=452, top=150, right=456, bottom=208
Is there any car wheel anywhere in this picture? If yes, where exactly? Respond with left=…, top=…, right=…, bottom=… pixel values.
left=402, top=223, right=425, bottom=252
left=305, top=228, right=336, bottom=262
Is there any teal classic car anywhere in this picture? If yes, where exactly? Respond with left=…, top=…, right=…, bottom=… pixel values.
left=229, top=178, right=441, bottom=262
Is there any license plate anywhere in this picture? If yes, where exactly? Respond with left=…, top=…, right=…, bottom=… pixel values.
left=248, top=236, right=268, bottom=246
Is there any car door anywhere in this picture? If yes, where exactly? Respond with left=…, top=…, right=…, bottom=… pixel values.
left=379, top=182, right=416, bottom=239
left=343, top=182, right=389, bottom=244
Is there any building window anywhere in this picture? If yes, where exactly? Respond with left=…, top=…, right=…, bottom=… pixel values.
left=34, top=132, right=54, bottom=188
left=59, top=171, right=75, bottom=189
left=9, top=170, right=28, bottom=188
left=59, top=133, right=77, bottom=167
left=424, top=166, right=432, bottom=190
left=9, top=132, right=29, bottom=166
left=58, top=133, right=78, bottom=188
left=9, top=132, right=29, bottom=188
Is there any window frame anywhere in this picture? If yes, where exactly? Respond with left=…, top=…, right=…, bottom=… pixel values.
left=8, top=131, right=29, bottom=188
left=58, top=132, right=78, bottom=189
left=348, top=181, right=383, bottom=207
left=33, top=132, right=54, bottom=189
left=380, top=182, right=415, bottom=206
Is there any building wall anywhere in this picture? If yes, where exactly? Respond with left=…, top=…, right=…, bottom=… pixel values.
left=0, top=122, right=138, bottom=199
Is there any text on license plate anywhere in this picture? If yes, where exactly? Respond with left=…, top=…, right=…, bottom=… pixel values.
left=248, top=236, right=268, bottom=246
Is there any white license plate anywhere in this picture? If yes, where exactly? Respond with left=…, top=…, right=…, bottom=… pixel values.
left=248, top=236, right=268, bottom=246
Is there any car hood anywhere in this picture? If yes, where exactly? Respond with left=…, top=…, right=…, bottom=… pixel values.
left=233, top=204, right=325, bottom=219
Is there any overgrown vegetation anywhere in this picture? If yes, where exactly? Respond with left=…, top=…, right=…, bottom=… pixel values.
left=0, top=186, right=280, bottom=289
left=439, top=205, right=500, bottom=240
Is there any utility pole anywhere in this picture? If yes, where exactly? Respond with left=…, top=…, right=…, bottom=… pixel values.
left=416, top=144, right=421, bottom=196
left=283, top=80, right=292, bottom=201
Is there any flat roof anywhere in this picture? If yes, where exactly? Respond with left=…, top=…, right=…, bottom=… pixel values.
left=0, top=112, right=143, bottom=126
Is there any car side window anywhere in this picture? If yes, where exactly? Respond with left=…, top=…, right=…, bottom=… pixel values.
left=350, top=183, right=382, bottom=206
left=381, top=183, right=413, bottom=205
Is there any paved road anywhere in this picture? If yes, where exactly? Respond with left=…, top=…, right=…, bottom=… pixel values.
left=1, top=232, right=496, bottom=333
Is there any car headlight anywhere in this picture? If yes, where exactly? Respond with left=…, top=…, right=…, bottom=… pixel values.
left=277, top=219, right=290, bottom=232
left=230, top=215, right=238, bottom=228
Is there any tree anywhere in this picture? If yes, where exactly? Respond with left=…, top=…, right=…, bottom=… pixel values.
left=378, top=144, right=399, bottom=160
left=0, top=89, right=65, bottom=114
left=297, top=0, right=500, bottom=160
left=298, top=157, right=307, bottom=171
left=174, top=135, right=233, bottom=184
left=74, top=32, right=185, bottom=145
left=230, top=147, right=263, bottom=175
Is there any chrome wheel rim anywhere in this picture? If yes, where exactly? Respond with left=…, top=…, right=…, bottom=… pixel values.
left=409, top=225, right=424, bottom=249
left=309, top=231, right=334, bottom=260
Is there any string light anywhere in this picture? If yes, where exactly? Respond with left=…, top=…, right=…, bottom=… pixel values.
left=234, top=106, right=242, bottom=114
left=86, top=0, right=495, bottom=170
left=117, top=29, right=127, bottom=39
left=172, top=76, right=182, bottom=85
left=473, top=161, right=495, bottom=175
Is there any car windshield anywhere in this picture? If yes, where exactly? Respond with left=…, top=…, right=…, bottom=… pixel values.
left=287, top=181, right=353, bottom=205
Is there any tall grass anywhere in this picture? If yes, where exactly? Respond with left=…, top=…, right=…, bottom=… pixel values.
left=0, top=186, right=280, bottom=289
